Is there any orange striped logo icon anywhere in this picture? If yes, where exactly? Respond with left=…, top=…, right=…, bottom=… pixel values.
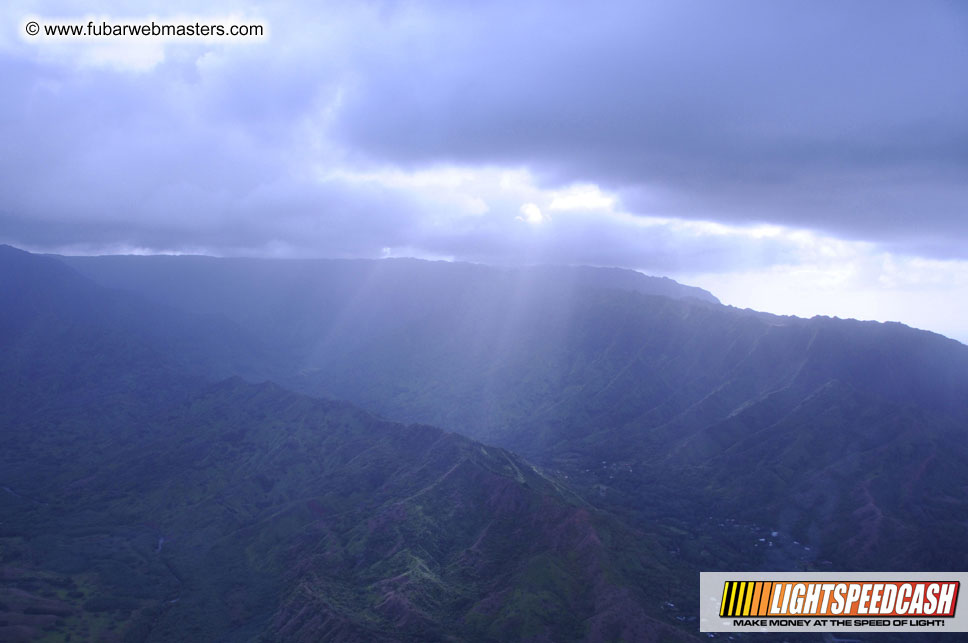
left=720, top=581, right=774, bottom=617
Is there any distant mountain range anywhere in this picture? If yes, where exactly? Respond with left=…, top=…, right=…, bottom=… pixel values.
left=3, top=243, right=967, bottom=641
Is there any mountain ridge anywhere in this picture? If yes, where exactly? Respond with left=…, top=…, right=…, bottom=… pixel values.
left=4, top=244, right=968, bottom=639
left=1, top=244, right=695, bottom=642
left=46, top=246, right=968, bottom=578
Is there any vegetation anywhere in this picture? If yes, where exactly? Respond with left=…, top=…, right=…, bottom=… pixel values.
left=3, top=244, right=968, bottom=640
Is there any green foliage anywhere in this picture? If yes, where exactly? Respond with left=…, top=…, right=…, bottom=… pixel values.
left=6, top=245, right=968, bottom=641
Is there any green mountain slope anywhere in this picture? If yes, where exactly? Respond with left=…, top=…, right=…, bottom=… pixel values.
left=3, top=378, right=692, bottom=642
left=1, top=246, right=694, bottom=641
left=1, top=245, right=282, bottom=412
left=55, top=250, right=968, bottom=577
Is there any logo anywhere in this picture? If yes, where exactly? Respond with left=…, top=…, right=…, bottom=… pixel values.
left=700, top=572, right=968, bottom=633
left=719, top=580, right=958, bottom=618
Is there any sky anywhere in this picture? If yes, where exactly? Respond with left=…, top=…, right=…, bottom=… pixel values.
left=3, top=0, right=968, bottom=342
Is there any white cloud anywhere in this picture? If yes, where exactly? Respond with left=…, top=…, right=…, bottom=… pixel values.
left=517, top=203, right=547, bottom=225
left=679, top=243, right=968, bottom=344
left=548, top=184, right=614, bottom=211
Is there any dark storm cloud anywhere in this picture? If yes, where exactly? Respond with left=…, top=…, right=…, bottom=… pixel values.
left=1, top=0, right=965, bottom=266
left=0, top=45, right=402, bottom=257
left=334, top=0, right=968, bottom=249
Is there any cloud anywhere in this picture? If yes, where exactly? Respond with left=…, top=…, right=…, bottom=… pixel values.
left=330, top=0, right=968, bottom=253
left=517, top=203, right=547, bottom=225
left=687, top=250, right=968, bottom=345
left=548, top=185, right=614, bottom=212
left=4, top=0, right=966, bottom=258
